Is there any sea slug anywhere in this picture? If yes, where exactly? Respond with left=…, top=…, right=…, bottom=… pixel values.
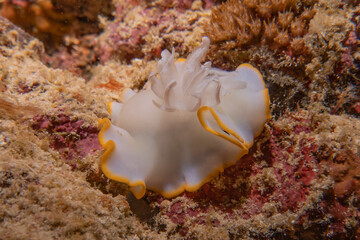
left=98, top=37, right=270, bottom=199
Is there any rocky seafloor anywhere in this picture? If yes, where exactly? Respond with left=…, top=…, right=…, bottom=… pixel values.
left=0, top=0, right=359, bottom=239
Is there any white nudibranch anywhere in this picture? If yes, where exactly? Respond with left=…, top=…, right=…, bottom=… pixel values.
left=98, top=37, right=271, bottom=199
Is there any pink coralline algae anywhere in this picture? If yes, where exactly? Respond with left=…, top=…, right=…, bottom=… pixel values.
left=144, top=111, right=360, bottom=238
left=98, top=0, right=212, bottom=63
left=32, top=114, right=102, bottom=169
left=147, top=113, right=327, bottom=237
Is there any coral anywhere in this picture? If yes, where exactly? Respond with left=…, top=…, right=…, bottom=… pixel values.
left=205, top=0, right=316, bottom=53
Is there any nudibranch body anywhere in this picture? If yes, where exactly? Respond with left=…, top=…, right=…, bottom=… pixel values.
left=99, top=37, right=270, bottom=199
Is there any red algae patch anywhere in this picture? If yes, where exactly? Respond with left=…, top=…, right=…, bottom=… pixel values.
left=32, top=114, right=102, bottom=168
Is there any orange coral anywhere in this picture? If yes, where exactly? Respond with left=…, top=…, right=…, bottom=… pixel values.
left=205, top=0, right=317, bottom=52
